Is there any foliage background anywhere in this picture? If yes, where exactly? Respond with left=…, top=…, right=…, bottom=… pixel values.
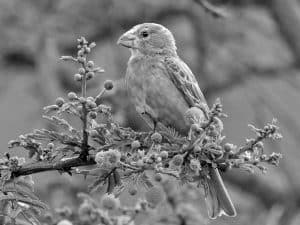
left=0, top=0, right=299, bottom=224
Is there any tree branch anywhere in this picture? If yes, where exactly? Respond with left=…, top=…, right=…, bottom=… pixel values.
left=265, top=0, right=300, bottom=66
left=11, top=156, right=95, bottom=178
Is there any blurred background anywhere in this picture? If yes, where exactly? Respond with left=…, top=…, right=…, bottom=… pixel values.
left=0, top=0, right=300, bottom=224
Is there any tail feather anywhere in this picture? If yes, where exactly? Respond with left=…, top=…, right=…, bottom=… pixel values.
left=204, top=167, right=236, bottom=219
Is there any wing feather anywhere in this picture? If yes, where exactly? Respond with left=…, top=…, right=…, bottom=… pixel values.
left=164, top=56, right=208, bottom=110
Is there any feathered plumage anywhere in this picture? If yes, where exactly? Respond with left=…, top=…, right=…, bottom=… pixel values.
left=118, top=23, right=236, bottom=219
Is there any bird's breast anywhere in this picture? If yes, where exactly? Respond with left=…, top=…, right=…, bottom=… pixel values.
left=125, top=56, right=190, bottom=134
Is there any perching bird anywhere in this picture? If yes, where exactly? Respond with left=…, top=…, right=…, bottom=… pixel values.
left=117, top=23, right=236, bottom=219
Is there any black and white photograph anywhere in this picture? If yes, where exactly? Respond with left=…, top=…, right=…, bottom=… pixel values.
left=0, top=1, right=297, bottom=225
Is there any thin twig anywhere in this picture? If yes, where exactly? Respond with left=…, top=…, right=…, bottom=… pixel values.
left=80, top=60, right=89, bottom=160
left=193, top=0, right=228, bottom=18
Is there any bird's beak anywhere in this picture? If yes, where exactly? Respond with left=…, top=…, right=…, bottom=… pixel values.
left=117, top=31, right=136, bottom=48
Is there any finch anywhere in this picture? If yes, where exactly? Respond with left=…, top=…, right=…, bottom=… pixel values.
left=118, top=23, right=236, bottom=219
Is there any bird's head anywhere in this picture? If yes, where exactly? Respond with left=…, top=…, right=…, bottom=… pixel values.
left=117, top=23, right=177, bottom=57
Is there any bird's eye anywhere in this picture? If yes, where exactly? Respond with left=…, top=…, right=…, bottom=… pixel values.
left=141, top=31, right=149, bottom=38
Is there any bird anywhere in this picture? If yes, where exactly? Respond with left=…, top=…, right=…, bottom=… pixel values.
left=117, top=23, right=236, bottom=219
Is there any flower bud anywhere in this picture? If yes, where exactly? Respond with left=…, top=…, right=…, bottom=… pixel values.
left=101, top=194, right=120, bottom=210
left=68, top=92, right=78, bottom=101
left=151, top=132, right=162, bottom=143
left=78, top=67, right=85, bottom=75
left=78, top=56, right=86, bottom=64
left=224, top=143, right=234, bottom=152
left=128, top=187, right=138, bottom=196
left=189, top=158, right=200, bottom=171
left=79, top=97, right=86, bottom=103
left=74, top=74, right=82, bottom=81
left=89, top=111, right=97, bottom=119
left=87, top=61, right=94, bottom=68
left=55, top=97, right=65, bottom=107
left=160, top=151, right=168, bottom=159
left=154, top=173, right=162, bottom=182
left=47, top=143, right=54, bottom=150
left=95, top=152, right=105, bottom=165
left=172, top=154, right=184, bottom=166
left=105, top=149, right=121, bottom=167
left=86, top=71, right=95, bottom=80
left=87, top=100, right=97, bottom=109
left=77, top=50, right=84, bottom=57
left=131, top=140, right=141, bottom=149
left=104, top=80, right=114, bottom=90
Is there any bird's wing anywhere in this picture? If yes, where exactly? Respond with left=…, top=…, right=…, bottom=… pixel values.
left=164, top=56, right=208, bottom=110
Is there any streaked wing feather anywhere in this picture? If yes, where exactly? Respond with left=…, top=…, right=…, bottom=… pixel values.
left=164, top=56, right=207, bottom=108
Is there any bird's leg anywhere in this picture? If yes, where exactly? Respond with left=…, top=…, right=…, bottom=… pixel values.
left=141, top=111, right=158, bottom=137
left=153, top=120, right=157, bottom=133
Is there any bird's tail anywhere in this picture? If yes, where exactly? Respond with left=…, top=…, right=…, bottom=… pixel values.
left=204, top=167, right=236, bottom=219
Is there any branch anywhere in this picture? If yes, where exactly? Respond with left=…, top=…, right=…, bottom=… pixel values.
left=11, top=156, right=95, bottom=178
left=193, top=0, right=228, bottom=18
left=265, top=0, right=300, bottom=66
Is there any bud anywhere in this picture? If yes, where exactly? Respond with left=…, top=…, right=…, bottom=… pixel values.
left=77, top=49, right=84, bottom=57
left=184, top=107, right=205, bottom=126
left=89, top=111, right=97, bottom=119
left=128, top=187, right=138, bottom=196
left=78, top=56, right=86, bottom=64
left=79, top=97, right=86, bottom=103
left=224, top=143, right=234, bottom=152
left=86, top=71, right=95, bottom=80
left=104, top=149, right=121, bottom=167
left=189, top=158, right=201, bottom=171
left=151, top=132, right=162, bottom=143
left=89, top=42, right=96, bottom=48
left=78, top=67, right=85, bottom=75
left=131, top=140, right=141, bottom=149
left=190, top=123, right=202, bottom=133
left=78, top=201, right=93, bottom=221
left=47, top=142, right=54, bottom=150
left=84, top=47, right=91, bottom=53
left=154, top=173, right=162, bottom=182
left=87, top=96, right=94, bottom=102
left=101, top=194, right=120, bottom=210
left=171, top=154, right=184, bottom=166
left=87, top=100, right=97, bottom=109
left=74, top=73, right=82, bottom=81
left=104, top=80, right=114, bottom=90
left=68, top=92, right=78, bottom=101
left=255, top=141, right=264, bottom=149
left=95, top=152, right=105, bottom=165
left=160, top=151, right=168, bottom=159
left=55, top=97, right=65, bottom=107
left=87, top=61, right=94, bottom=68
